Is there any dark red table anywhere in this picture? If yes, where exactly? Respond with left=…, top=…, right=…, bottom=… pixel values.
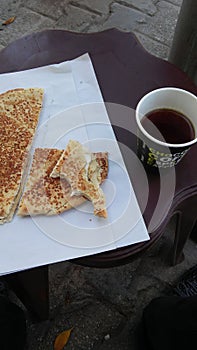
left=1, top=29, right=197, bottom=320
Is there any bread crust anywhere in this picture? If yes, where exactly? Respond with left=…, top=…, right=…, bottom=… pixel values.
left=51, top=140, right=108, bottom=218
left=0, top=88, right=44, bottom=224
left=17, top=147, right=108, bottom=217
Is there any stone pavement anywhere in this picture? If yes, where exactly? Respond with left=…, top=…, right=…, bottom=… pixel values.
left=1, top=0, right=182, bottom=60
left=1, top=1, right=197, bottom=350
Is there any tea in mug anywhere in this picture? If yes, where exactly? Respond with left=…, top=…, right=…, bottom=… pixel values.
left=141, top=108, right=195, bottom=144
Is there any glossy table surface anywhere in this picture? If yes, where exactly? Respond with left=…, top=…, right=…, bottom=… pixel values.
left=0, top=29, right=197, bottom=267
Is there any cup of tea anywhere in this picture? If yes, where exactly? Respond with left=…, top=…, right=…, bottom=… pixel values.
left=136, top=87, right=197, bottom=169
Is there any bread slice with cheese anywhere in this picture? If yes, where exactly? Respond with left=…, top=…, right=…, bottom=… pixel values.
left=17, top=147, right=108, bottom=217
left=51, top=140, right=108, bottom=218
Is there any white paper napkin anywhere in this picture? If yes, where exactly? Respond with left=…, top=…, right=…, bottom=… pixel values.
left=0, top=53, right=149, bottom=275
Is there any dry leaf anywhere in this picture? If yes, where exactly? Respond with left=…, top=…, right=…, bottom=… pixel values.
left=2, top=16, right=16, bottom=25
left=54, top=328, right=73, bottom=350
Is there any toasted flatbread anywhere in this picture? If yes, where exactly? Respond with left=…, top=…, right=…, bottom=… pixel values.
left=0, top=88, right=44, bottom=224
left=17, top=148, right=108, bottom=217
left=0, top=88, right=43, bottom=133
left=51, top=140, right=108, bottom=218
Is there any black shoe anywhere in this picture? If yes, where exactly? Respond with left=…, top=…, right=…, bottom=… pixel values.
left=0, top=279, right=9, bottom=298
left=174, top=265, right=197, bottom=297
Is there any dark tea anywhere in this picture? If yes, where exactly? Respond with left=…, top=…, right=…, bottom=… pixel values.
left=141, top=108, right=195, bottom=144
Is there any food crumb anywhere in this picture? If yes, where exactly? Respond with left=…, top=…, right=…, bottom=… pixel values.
left=104, top=334, right=110, bottom=340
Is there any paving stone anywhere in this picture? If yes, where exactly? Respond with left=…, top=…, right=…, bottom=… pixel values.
left=88, top=3, right=149, bottom=33
left=166, top=0, right=183, bottom=6
left=25, top=0, right=66, bottom=20
left=0, top=7, right=54, bottom=47
left=27, top=300, right=126, bottom=350
left=50, top=264, right=97, bottom=315
left=0, top=0, right=22, bottom=20
left=146, top=234, right=197, bottom=286
left=54, top=4, right=100, bottom=32
left=97, top=323, right=132, bottom=350
left=69, top=0, right=112, bottom=14
left=0, top=44, right=5, bottom=51
left=81, top=259, right=142, bottom=314
left=133, top=220, right=197, bottom=290
left=137, top=0, right=181, bottom=46
left=134, top=31, right=170, bottom=59
left=120, top=0, right=157, bottom=16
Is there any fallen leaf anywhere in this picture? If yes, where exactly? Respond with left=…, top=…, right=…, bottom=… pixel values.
left=2, top=16, right=16, bottom=25
left=54, top=328, right=73, bottom=350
